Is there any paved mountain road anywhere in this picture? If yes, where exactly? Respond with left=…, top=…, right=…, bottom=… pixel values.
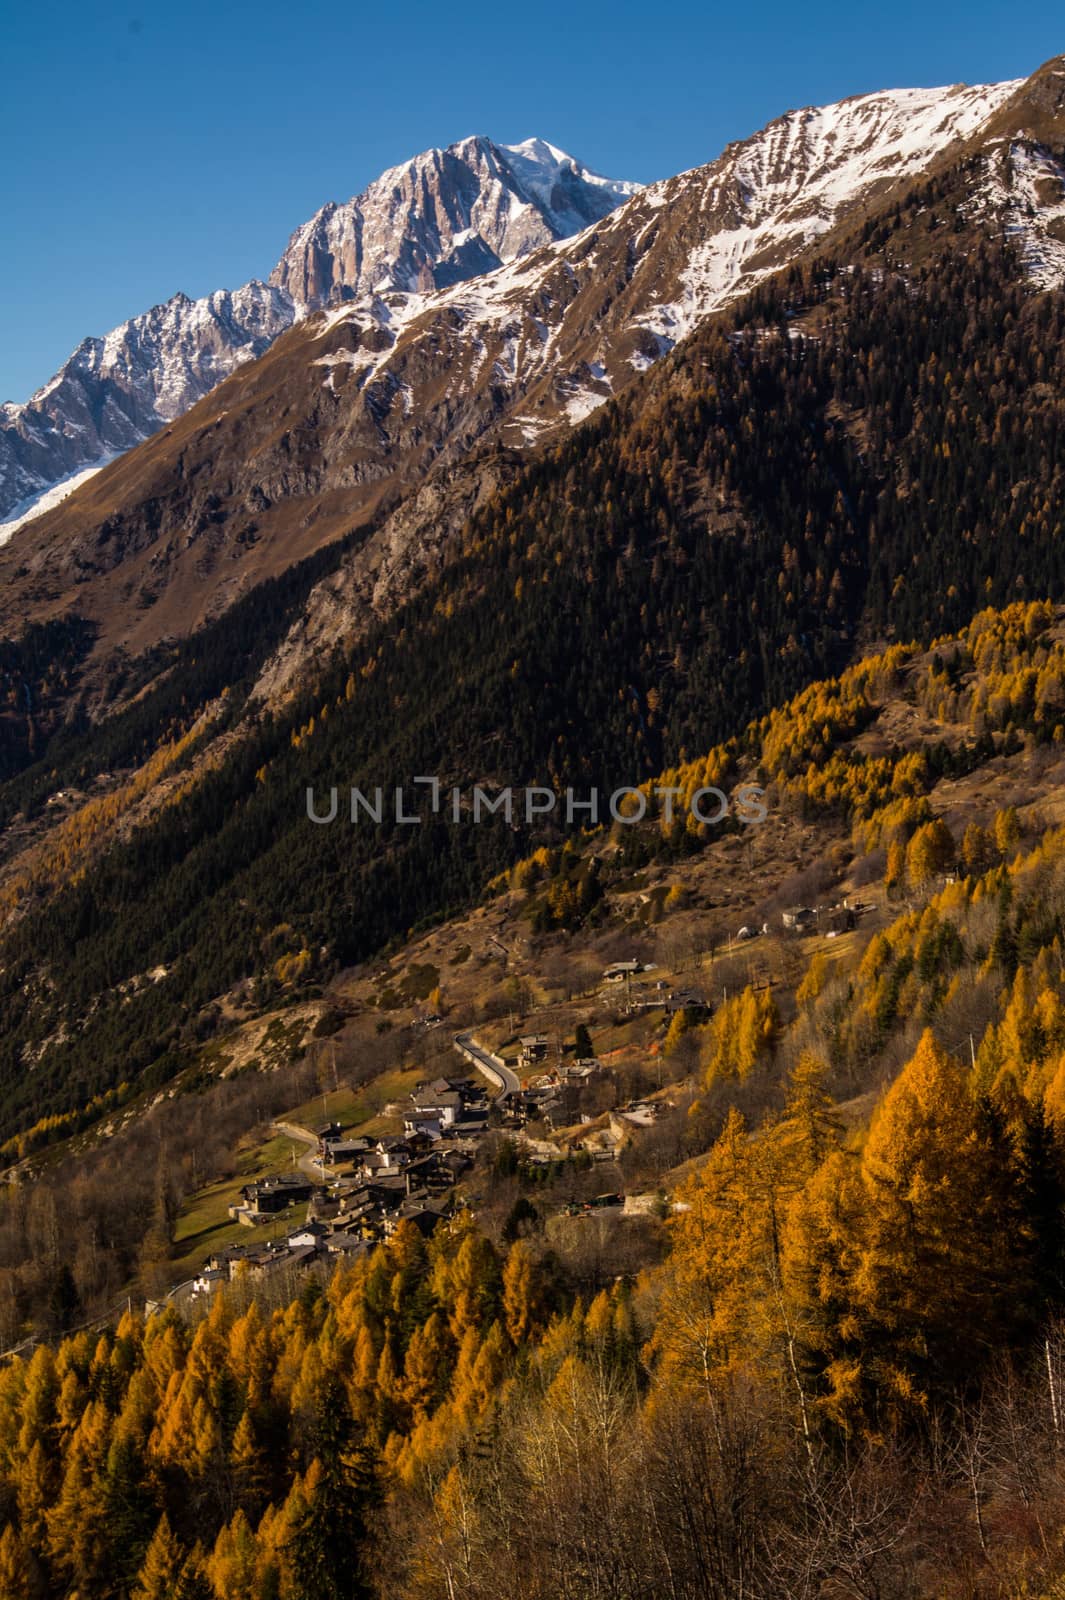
left=453, top=1032, right=520, bottom=1100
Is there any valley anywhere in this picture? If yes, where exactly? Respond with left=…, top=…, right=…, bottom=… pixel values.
left=7, top=595, right=1065, bottom=1593
left=3, top=47, right=1065, bottom=1600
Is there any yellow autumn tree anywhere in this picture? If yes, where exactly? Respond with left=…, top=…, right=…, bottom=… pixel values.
left=703, top=986, right=778, bottom=1083
left=885, top=839, right=906, bottom=894
left=855, top=1029, right=1030, bottom=1399
left=400, top=1313, right=450, bottom=1421
left=0, top=1524, right=35, bottom=1600
left=204, top=1509, right=261, bottom=1600
left=773, top=1052, right=843, bottom=1182
left=663, top=1008, right=691, bottom=1055
left=502, top=1241, right=545, bottom=1347
left=413, top=1462, right=487, bottom=1600
left=994, top=805, right=1022, bottom=860
left=651, top=1110, right=779, bottom=1384
left=132, top=1513, right=186, bottom=1600
left=961, top=821, right=994, bottom=876
left=905, top=818, right=955, bottom=888
left=780, top=1148, right=870, bottom=1430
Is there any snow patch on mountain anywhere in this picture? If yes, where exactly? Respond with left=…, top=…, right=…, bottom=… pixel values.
left=979, top=139, right=1065, bottom=289
left=0, top=456, right=118, bottom=548
left=633, top=79, right=1021, bottom=354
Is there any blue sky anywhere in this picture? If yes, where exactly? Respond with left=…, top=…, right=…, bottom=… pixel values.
left=3, top=0, right=1062, bottom=403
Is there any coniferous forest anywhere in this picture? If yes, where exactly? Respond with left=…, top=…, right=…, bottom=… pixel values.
left=2, top=217, right=1065, bottom=1139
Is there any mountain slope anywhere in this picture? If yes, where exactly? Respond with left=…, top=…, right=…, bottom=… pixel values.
left=3, top=140, right=1065, bottom=1139
left=1, top=57, right=1064, bottom=1142
left=0, top=137, right=637, bottom=530
left=0, top=72, right=1040, bottom=686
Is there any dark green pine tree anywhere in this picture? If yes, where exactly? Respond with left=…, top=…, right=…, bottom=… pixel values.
left=283, top=1367, right=381, bottom=1599
left=47, top=1263, right=81, bottom=1336
left=1018, top=1103, right=1065, bottom=1312
left=103, top=1435, right=160, bottom=1592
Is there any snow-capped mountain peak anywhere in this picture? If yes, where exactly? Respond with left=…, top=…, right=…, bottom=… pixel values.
left=4, top=61, right=1065, bottom=679
left=3, top=68, right=1060, bottom=549
left=500, top=136, right=638, bottom=209
left=0, top=134, right=638, bottom=533
left=267, top=134, right=640, bottom=309
left=0, top=280, right=297, bottom=538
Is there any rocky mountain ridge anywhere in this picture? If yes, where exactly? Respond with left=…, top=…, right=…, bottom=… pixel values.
left=0, top=137, right=637, bottom=531
left=5, top=69, right=1062, bottom=683
left=268, top=134, right=639, bottom=307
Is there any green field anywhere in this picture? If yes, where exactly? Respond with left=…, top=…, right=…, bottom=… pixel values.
left=170, top=1066, right=427, bottom=1280
left=169, top=1131, right=309, bottom=1280
left=284, top=1066, right=424, bottom=1138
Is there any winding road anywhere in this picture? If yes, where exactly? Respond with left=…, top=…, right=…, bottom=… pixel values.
left=453, top=1032, right=520, bottom=1100
left=273, top=1119, right=329, bottom=1181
